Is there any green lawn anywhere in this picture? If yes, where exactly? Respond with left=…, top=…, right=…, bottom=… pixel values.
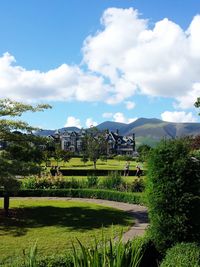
left=48, top=158, right=146, bottom=170
left=0, top=198, right=133, bottom=263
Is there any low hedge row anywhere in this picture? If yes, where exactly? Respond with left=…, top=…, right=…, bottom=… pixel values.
left=0, top=189, right=144, bottom=205
left=160, top=242, right=200, bottom=267
left=50, top=169, right=146, bottom=176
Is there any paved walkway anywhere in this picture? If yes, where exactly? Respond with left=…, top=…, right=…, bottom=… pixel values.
left=21, top=197, right=149, bottom=242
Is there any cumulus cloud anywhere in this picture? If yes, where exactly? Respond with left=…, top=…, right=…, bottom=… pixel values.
left=64, top=116, right=81, bottom=128
left=1, top=8, right=200, bottom=109
left=161, top=111, right=197, bottom=123
left=85, top=118, right=98, bottom=128
left=113, top=112, right=137, bottom=123
left=0, top=52, right=110, bottom=102
left=83, top=8, right=200, bottom=107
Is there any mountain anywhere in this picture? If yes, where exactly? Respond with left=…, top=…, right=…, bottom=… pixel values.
left=97, top=121, right=127, bottom=132
left=97, top=118, right=200, bottom=146
left=35, top=126, right=80, bottom=136
left=35, top=118, right=200, bottom=147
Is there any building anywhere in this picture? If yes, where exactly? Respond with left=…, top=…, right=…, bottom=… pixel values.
left=105, top=131, right=135, bottom=156
left=50, top=129, right=135, bottom=156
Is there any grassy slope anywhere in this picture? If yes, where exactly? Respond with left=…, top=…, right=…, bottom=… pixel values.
left=0, top=199, right=133, bottom=263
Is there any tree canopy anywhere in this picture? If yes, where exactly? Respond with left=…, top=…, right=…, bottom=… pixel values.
left=0, top=98, right=51, bottom=215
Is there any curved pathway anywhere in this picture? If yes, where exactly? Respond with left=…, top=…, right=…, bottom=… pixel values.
left=21, top=197, right=149, bottom=242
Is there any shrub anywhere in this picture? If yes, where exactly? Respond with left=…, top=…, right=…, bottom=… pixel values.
left=101, top=171, right=123, bottom=190
left=131, top=179, right=145, bottom=192
left=160, top=242, right=200, bottom=267
left=0, top=189, right=144, bottom=205
left=87, top=175, right=99, bottom=188
left=21, top=176, right=86, bottom=190
left=146, top=138, right=200, bottom=253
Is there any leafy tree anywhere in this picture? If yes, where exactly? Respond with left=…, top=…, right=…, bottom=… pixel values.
left=137, top=144, right=151, bottom=162
left=82, top=128, right=107, bottom=169
left=0, top=98, right=51, bottom=216
left=194, top=97, right=200, bottom=115
left=146, top=138, right=200, bottom=253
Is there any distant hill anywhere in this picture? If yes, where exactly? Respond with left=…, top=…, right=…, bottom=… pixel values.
left=35, top=126, right=80, bottom=136
left=35, top=118, right=200, bottom=147
left=97, top=121, right=127, bottom=132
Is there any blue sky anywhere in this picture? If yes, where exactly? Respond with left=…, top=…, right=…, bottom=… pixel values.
left=0, top=0, right=200, bottom=129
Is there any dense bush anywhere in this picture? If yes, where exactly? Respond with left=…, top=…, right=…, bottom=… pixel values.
left=101, top=171, right=123, bottom=190
left=86, top=175, right=99, bottom=188
left=146, top=138, right=200, bottom=253
left=160, top=242, right=200, bottom=267
left=21, top=174, right=145, bottom=193
left=21, top=176, right=86, bottom=190
left=0, top=189, right=144, bottom=204
left=131, top=179, right=145, bottom=192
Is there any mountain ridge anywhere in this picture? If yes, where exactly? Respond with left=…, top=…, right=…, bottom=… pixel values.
left=35, top=118, right=200, bottom=146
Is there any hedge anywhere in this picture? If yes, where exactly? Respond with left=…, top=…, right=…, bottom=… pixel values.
left=50, top=169, right=146, bottom=176
left=160, top=242, right=200, bottom=267
left=0, top=189, right=144, bottom=205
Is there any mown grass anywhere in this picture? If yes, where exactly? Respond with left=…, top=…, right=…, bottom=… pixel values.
left=48, top=158, right=147, bottom=170
left=0, top=198, right=133, bottom=264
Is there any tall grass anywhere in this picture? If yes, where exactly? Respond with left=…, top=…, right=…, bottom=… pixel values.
left=8, top=234, right=144, bottom=267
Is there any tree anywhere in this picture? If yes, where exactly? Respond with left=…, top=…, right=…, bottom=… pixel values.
left=194, top=97, right=200, bottom=115
left=0, top=98, right=51, bottom=216
left=82, top=128, right=107, bottom=169
left=137, top=144, right=151, bottom=162
left=146, top=138, right=200, bottom=253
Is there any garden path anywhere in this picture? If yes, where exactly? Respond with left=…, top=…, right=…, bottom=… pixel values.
left=67, top=198, right=149, bottom=242
left=24, top=197, right=149, bottom=242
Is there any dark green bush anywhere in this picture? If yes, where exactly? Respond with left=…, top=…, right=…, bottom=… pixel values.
left=87, top=175, right=99, bottom=188
left=21, top=176, right=86, bottom=190
left=36, top=254, right=73, bottom=267
left=0, top=189, right=144, bottom=204
left=160, top=242, right=200, bottom=267
left=101, top=171, right=123, bottom=190
left=131, top=179, right=145, bottom=192
left=146, top=138, right=200, bottom=253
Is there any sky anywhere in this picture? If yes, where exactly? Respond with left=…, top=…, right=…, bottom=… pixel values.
left=0, top=0, right=200, bottom=129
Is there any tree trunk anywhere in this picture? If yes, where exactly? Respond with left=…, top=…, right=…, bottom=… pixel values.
left=4, top=194, right=10, bottom=217
left=93, top=160, right=96, bottom=169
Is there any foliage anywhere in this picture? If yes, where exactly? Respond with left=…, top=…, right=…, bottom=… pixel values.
left=87, top=175, right=99, bottom=188
left=146, top=138, right=200, bottom=253
left=194, top=97, right=200, bottom=115
left=137, top=144, right=151, bottom=162
left=72, top=234, right=143, bottom=267
left=160, top=242, right=200, bottom=267
left=0, top=98, right=51, bottom=215
left=131, top=179, right=145, bottom=192
left=0, top=189, right=144, bottom=204
left=7, top=235, right=144, bottom=267
left=101, top=171, right=123, bottom=190
left=82, top=128, right=107, bottom=169
left=21, top=176, right=86, bottom=190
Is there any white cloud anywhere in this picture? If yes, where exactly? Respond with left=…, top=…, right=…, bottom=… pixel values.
left=161, top=111, right=197, bottom=123
left=83, top=8, right=200, bottom=107
left=64, top=116, right=81, bottom=128
left=125, top=101, right=135, bottom=110
left=113, top=112, right=137, bottom=123
left=85, top=118, right=98, bottom=128
left=0, top=52, right=110, bottom=103
left=1, top=8, right=200, bottom=109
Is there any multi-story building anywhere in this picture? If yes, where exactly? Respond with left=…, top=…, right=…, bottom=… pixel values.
left=50, top=129, right=135, bottom=156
